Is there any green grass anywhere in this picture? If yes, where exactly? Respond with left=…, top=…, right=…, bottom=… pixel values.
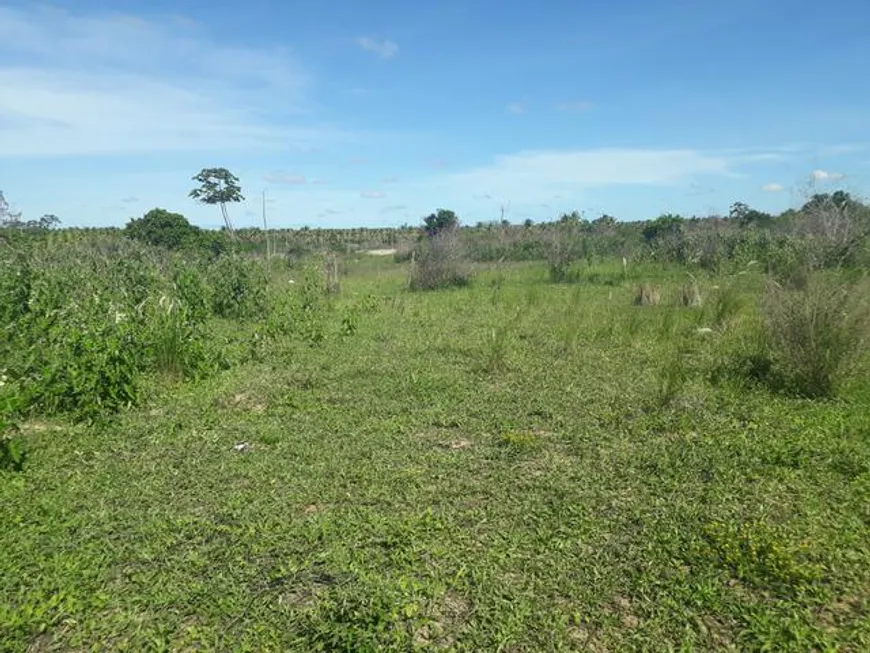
left=2, top=258, right=870, bottom=651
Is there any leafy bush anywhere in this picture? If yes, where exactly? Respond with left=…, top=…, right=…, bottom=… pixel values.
left=0, top=236, right=231, bottom=420
left=172, top=262, right=211, bottom=324
left=409, top=229, right=471, bottom=291
left=210, top=255, right=268, bottom=318
left=21, top=294, right=144, bottom=420
left=0, top=373, right=25, bottom=472
left=125, top=208, right=200, bottom=250
left=760, top=276, right=869, bottom=398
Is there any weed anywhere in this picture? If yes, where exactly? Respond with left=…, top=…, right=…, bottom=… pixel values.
left=409, top=230, right=471, bottom=291
left=761, top=276, right=869, bottom=398
left=656, top=346, right=690, bottom=407
left=701, top=520, right=824, bottom=596
left=500, top=430, right=540, bottom=450
left=708, top=283, right=743, bottom=331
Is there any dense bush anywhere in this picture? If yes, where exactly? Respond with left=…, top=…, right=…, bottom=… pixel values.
left=125, top=208, right=200, bottom=250
left=0, top=237, right=235, bottom=420
left=210, top=255, right=268, bottom=318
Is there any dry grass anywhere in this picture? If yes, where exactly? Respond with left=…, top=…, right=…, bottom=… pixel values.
left=634, top=284, right=662, bottom=306
left=678, top=282, right=702, bottom=307
left=408, top=229, right=471, bottom=291
left=762, top=275, right=870, bottom=397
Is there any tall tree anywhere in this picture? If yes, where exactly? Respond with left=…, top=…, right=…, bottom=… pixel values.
left=189, top=168, right=244, bottom=237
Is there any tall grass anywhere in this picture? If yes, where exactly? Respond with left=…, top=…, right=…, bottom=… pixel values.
left=761, top=275, right=869, bottom=398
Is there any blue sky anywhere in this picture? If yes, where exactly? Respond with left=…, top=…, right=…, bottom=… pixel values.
left=1, top=0, right=869, bottom=229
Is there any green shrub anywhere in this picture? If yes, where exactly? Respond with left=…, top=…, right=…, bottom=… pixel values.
left=22, top=297, right=144, bottom=420
left=0, top=237, right=228, bottom=420
left=0, top=375, right=25, bottom=472
left=125, top=208, right=200, bottom=250
left=210, top=255, right=268, bottom=318
left=172, top=262, right=211, bottom=324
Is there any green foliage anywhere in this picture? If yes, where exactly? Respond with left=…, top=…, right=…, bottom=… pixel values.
left=172, top=262, right=211, bottom=324
left=422, top=208, right=459, bottom=237
left=0, top=380, right=25, bottom=472
left=189, top=167, right=244, bottom=235
left=209, top=255, right=268, bottom=319
left=2, top=253, right=870, bottom=650
left=145, top=295, right=214, bottom=379
left=0, top=236, right=252, bottom=421
left=701, top=520, right=823, bottom=595
left=0, top=433, right=25, bottom=472
left=643, top=214, right=688, bottom=263
left=124, top=208, right=199, bottom=250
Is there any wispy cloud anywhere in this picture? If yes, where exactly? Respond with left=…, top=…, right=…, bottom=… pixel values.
left=0, top=6, right=356, bottom=157
left=120, top=196, right=140, bottom=204
left=811, top=169, right=845, bottom=181
left=381, top=204, right=407, bottom=213
left=264, top=172, right=306, bottom=185
left=556, top=100, right=593, bottom=113
left=761, top=182, right=785, bottom=192
left=506, top=101, right=525, bottom=115
left=382, top=176, right=398, bottom=184
left=427, top=148, right=738, bottom=203
left=311, top=178, right=329, bottom=185
left=356, top=36, right=398, bottom=59
left=361, top=190, right=386, bottom=199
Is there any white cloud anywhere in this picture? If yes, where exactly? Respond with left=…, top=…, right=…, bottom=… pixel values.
left=264, top=173, right=306, bottom=185
left=761, top=182, right=784, bottom=192
left=556, top=101, right=593, bottom=113
left=0, top=6, right=355, bottom=157
left=506, top=102, right=525, bottom=115
left=361, top=190, right=386, bottom=199
left=811, top=169, right=845, bottom=181
left=425, top=148, right=737, bottom=202
left=357, top=37, right=398, bottom=59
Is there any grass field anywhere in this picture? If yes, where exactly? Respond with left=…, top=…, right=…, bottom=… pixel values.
left=2, top=255, right=870, bottom=651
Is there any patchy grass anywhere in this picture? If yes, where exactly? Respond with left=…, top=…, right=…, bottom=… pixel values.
left=2, top=258, right=870, bottom=651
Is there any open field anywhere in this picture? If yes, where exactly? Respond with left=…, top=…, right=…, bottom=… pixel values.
left=2, top=245, right=870, bottom=651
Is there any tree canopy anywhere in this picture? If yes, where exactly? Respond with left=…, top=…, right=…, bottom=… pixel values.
left=189, top=168, right=244, bottom=236
left=125, top=208, right=200, bottom=250
left=423, top=209, right=459, bottom=237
